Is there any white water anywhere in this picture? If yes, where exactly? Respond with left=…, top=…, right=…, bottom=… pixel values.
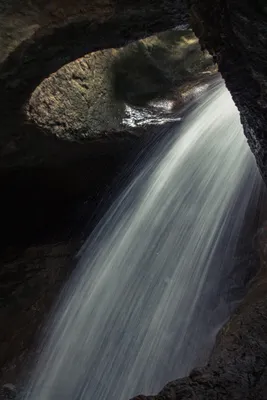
left=24, top=81, right=261, bottom=400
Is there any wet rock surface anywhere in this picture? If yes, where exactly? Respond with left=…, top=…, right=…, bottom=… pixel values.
left=130, top=250, right=267, bottom=400
left=0, top=0, right=188, bottom=171
left=190, top=0, right=267, bottom=181
left=0, top=0, right=267, bottom=179
left=126, top=203, right=267, bottom=400
left=27, top=31, right=213, bottom=141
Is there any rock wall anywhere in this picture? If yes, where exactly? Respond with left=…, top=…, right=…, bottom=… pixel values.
left=190, top=0, right=267, bottom=181
left=0, top=0, right=188, bottom=170
left=125, top=4, right=267, bottom=398
left=130, top=223, right=267, bottom=400
left=134, top=3, right=267, bottom=397
left=0, top=0, right=267, bottom=176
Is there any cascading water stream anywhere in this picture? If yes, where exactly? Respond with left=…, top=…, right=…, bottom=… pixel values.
left=23, top=80, right=261, bottom=400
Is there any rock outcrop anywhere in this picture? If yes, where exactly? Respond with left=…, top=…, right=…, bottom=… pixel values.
left=0, top=0, right=188, bottom=169
left=190, top=0, right=267, bottom=181
left=0, top=0, right=267, bottom=174
left=26, top=30, right=213, bottom=141
left=1, top=0, right=267, bottom=177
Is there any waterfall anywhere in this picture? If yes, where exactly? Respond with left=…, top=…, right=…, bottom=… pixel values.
left=23, top=80, right=261, bottom=400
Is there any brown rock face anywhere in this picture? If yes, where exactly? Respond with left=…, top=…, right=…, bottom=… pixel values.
left=26, top=31, right=213, bottom=141
left=0, top=0, right=267, bottom=176
left=1, top=0, right=267, bottom=180
left=0, top=0, right=188, bottom=169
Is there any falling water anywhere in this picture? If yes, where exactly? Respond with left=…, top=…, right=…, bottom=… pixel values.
left=23, top=80, right=261, bottom=400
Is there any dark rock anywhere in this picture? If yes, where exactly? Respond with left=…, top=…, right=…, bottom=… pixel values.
left=0, top=0, right=267, bottom=180
left=0, top=0, right=188, bottom=170
left=190, top=0, right=267, bottom=182
left=129, top=224, right=267, bottom=400
left=1, top=384, right=16, bottom=400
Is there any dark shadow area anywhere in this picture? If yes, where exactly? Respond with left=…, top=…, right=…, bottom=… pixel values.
left=0, top=117, right=175, bottom=388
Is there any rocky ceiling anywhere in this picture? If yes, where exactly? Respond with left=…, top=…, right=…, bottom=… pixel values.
left=0, top=0, right=267, bottom=177
left=0, top=0, right=188, bottom=167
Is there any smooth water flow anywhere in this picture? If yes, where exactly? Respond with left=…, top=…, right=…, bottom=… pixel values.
left=24, top=81, right=261, bottom=400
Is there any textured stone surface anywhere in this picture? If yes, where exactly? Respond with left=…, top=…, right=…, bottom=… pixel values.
left=26, top=31, right=213, bottom=141
left=190, top=0, right=267, bottom=181
left=0, top=0, right=188, bottom=170
left=0, top=0, right=267, bottom=176
left=129, top=224, right=267, bottom=400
